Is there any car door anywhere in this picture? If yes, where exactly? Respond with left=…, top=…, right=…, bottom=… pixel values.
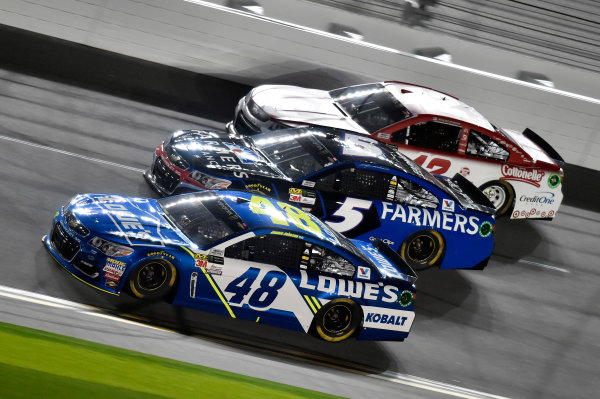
left=204, top=233, right=315, bottom=332
left=311, top=164, right=390, bottom=239
left=390, top=121, right=465, bottom=177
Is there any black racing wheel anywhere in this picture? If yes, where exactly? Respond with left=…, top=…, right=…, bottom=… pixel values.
left=313, top=298, right=362, bottom=342
left=127, top=259, right=177, bottom=300
left=400, top=229, right=445, bottom=271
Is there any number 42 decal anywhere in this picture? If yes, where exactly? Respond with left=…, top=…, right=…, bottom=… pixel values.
left=414, top=154, right=452, bottom=175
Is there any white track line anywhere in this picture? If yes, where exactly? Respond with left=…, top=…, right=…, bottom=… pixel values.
left=0, top=284, right=161, bottom=331
left=0, top=134, right=145, bottom=173
left=518, top=259, right=570, bottom=273
left=0, top=284, right=511, bottom=399
left=184, top=0, right=600, bottom=105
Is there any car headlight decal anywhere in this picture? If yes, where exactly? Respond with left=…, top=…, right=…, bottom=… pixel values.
left=64, top=209, right=90, bottom=237
left=164, top=143, right=190, bottom=169
left=89, top=236, right=134, bottom=257
left=189, top=170, right=231, bottom=189
left=247, top=98, right=270, bottom=122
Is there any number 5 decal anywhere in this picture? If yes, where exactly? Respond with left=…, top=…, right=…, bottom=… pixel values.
left=326, top=198, right=372, bottom=233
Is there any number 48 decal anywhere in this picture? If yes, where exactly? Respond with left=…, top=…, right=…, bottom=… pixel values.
left=224, top=267, right=287, bottom=309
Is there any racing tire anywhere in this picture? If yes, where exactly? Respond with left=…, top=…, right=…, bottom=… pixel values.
left=313, top=299, right=362, bottom=342
left=399, top=230, right=445, bottom=271
left=127, top=259, right=177, bottom=301
left=479, top=180, right=514, bottom=216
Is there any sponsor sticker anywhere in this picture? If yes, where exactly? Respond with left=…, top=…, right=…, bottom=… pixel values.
left=399, top=290, right=414, bottom=307
left=369, top=236, right=395, bottom=246
left=501, top=165, right=544, bottom=187
left=103, top=258, right=126, bottom=279
left=459, top=167, right=470, bottom=177
left=547, top=173, right=561, bottom=189
left=288, top=188, right=316, bottom=205
left=209, top=248, right=224, bottom=257
left=194, top=253, right=223, bottom=264
left=357, top=266, right=371, bottom=280
left=519, top=192, right=556, bottom=206
left=205, top=265, right=223, bottom=275
left=377, top=133, right=391, bottom=140
left=301, top=180, right=316, bottom=188
left=245, top=183, right=272, bottom=193
left=479, top=221, right=493, bottom=238
left=224, top=142, right=261, bottom=164
left=442, top=199, right=455, bottom=212
left=147, top=251, right=175, bottom=260
left=361, top=306, right=414, bottom=332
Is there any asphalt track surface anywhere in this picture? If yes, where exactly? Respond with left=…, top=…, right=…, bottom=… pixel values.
left=1, top=29, right=600, bottom=399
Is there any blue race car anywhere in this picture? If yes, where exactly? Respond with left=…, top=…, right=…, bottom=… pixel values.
left=145, top=127, right=496, bottom=271
left=43, top=190, right=417, bottom=342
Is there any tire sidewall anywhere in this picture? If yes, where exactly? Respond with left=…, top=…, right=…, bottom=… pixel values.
left=480, top=180, right=514, bottom=216
left=127, top=258, right=177, bottom=300
left=400, top=229, right=445, bottom=270
left=314, top=298, right=362, bottom=342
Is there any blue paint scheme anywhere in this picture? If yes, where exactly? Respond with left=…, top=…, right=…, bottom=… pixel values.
left=145, top=127, right=496, bottom=270
left=44, top=190, right=417, bottom=342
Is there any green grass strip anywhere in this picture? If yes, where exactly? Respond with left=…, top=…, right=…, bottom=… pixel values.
left=0, top=321, right=344, bottom=399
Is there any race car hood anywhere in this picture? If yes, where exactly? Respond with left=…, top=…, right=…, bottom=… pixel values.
left=350, top=239, right=417, bottom=284
left=168, top=131, right=286, bottom=180
left=251, top=85, right=368, bottom=133
left=67, top=194, right=188, bottom=247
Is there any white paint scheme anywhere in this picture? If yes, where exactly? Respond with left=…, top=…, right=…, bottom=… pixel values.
left=385, top=83, right=495, bottom=131
left=403, top=150, right=563, bottom=219
left=251, top=85, right=368, bottom=133
left=1, top=0, right=598, bottom=170
left=212, top=257, right=315, bottom=332
left=361, top=306, right=414, bottom=332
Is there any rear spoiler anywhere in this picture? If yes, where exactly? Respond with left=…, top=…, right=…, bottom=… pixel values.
left=372, top=239, right=417, bottom=283
left=523, top=128, right=565, bottom=167
left=450, top=173, right=494, bottom=210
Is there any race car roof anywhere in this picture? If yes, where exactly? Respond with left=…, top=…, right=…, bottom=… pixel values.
left=216, top=190, right=343, bottom=245
left=251, top=127, right=436, bottom=183
left=383, top=82, right=495, bottom=131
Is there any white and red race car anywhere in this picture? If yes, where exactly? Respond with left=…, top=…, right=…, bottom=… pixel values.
left=227, top=81, right=564, bottom=219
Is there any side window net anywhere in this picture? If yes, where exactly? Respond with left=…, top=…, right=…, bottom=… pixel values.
left=466, top=130, right=510, bottom=161
left=225, top=236, right=356, bottom=277
left=391, top=122, right=461, bottom=152
left=225, top=235, right=304, bottom=269
left=315, top=167, right=391, bottom=200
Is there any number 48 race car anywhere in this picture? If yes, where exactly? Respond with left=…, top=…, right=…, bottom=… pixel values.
left=44, top=190, right=417, bottom=342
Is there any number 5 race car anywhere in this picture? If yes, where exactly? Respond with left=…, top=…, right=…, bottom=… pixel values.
left=43, top=190, right=417, bottom=342
left=144, top=127, right=496, bottom=271
left=227, top=81, right=564, bottom=219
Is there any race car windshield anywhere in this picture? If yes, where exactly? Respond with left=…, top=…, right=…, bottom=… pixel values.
left=252, top=129, right=336, bottom=181
left=384, top=147, right=460, bottom=199
left=330, top=83, right=412, bottom=134
left=158, top=192, right=247, bottom=248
